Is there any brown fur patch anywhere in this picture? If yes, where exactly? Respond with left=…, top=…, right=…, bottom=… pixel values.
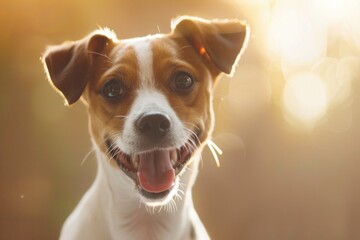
left=84, top=43, right=141, bottom=166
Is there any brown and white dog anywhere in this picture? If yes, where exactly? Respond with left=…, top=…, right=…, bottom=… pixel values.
left=43, top=16, right=248, bottom=240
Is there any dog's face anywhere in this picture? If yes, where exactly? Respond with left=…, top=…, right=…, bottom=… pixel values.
left=43, top=17, right=248, bottom=205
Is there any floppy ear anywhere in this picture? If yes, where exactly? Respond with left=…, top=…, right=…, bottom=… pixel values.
left=172, top=16, right=249, bottom=76
left=43, top=30, right=115, bottom=105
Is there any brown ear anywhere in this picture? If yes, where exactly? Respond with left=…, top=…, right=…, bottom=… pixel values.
left=43, top=30, right=115, bottom=105
left=172, top=16, right=249, bottom=76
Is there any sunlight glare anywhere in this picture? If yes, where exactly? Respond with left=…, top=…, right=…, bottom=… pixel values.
left=267, top=5, right=326, bottom=65
left=312, top=57, right=356, bottom=107
left=308, top=0, right=354, bottom=25
left=283, top=72, right=328, bottom=124
left=345, top=1, right=360, bottom=50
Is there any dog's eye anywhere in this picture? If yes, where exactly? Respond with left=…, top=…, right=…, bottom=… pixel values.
left=171, top=72, right=195, bottom=93
left=102, top=79, right=126, bottom=100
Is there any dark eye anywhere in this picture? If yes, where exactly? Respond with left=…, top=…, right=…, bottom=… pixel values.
left=171, top=72, right=195, bottom=93
left=102, top=79, right=126, bottom=100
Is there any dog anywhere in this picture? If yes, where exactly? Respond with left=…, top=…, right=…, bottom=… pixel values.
left=43, top=16, right=248, bottom=240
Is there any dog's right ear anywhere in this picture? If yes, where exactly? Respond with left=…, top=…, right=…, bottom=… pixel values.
left=43, top=30, right=116, bottom=105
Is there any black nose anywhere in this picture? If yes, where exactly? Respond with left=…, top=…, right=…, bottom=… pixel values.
left=136, top=113, right=171, bottom=139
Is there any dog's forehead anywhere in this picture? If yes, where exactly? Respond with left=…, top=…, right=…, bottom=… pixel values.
left=111, top=34, right=178, bottom=87
left=121, top=34, right=177, bottom=57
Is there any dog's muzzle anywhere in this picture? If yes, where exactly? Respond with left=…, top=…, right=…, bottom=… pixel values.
left=105, top=117, right=201, bottom=199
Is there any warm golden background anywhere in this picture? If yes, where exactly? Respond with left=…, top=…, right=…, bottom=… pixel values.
left=1, top=0, right=360, bottom=239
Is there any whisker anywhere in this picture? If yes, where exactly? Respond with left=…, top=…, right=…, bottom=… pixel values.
left=86, top=50, right=114, bottom=64
left=177, top=45, right=193, bottom=54
left=207, top=139, right=222, bottom=167
left=80, top=147, right=96, bottom=166
left=182, top=121, right=200, bottom=131
left=80, top=131, right=122, bottom=165
left=171, top=198, right=178, bottom=213
left=174, top=192, right=183, bottom=201
left=208, top=139, right=223, bottom=155
left=157, top=203, right=164, bottom=213
left=113, top=115, right=129, bottom=119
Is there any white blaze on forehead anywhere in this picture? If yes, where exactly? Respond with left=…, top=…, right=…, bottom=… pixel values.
left=123, top=35, right=158, bottom=87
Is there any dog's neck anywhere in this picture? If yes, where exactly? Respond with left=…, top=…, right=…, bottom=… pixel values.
left=92, top=143, right=200, bottom=240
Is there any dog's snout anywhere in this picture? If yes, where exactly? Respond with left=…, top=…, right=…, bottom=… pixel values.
left=136, top=113, right=171, bottom=139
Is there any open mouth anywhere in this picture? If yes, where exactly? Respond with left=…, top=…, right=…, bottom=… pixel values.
left=105, top=133, right=199, bottom=199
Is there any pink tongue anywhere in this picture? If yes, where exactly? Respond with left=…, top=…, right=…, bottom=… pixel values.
left=137, top=150, right=175, bottom=193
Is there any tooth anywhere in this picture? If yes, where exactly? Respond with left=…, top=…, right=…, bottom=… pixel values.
left=133, top=154, right=139, bottom=169
left=170, top=149, right=177, bottom=165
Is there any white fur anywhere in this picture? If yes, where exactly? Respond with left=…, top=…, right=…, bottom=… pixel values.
left=60, top=144, right=208, bottom=240
left=132, top=38, right=154, bottom=87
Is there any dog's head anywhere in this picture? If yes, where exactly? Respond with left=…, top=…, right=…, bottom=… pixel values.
left=43, top=16, right=248, bottom=205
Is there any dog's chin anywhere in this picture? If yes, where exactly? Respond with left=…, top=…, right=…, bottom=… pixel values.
left=104, top=133, right=199, bottom=205
left=138, top=179, right=180, bottom=207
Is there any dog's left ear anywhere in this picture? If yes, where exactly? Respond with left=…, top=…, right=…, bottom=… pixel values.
left=172, top=16, right=249, bottom=76
left=43, top=30, right=115, bottom=105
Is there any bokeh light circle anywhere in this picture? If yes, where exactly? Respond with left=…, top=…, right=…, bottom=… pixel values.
left=283, top=72, right=328, bottom=124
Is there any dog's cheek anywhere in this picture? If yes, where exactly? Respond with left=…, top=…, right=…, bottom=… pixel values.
left=195, top=89, right=214, bottom=144
left=197, top=103, right=214, bottom=144
left=176, top=91, right=214, bottom=144
left=88, top=113, right=106, bottom=149
left=86, top=101, right=112, bottom=150
left=88, top=119, right=118, bottom=169
left=87, top=92, right=135, bottom=154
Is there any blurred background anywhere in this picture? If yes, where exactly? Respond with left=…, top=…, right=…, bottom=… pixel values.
left=0, top=0, right=360, bottom=239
